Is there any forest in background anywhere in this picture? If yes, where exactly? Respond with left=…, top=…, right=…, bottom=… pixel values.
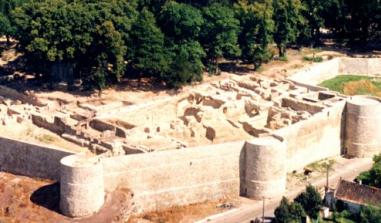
left=0, top=0, right=380, bottom=89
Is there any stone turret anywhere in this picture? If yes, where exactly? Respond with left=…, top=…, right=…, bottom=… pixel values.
left=60, top=154, right=105, bottom=217
left=244, top=136, right=287, bottom=199
left=345, top=96, right=381, bottom=157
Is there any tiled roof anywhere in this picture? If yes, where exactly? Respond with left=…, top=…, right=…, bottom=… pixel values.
left=334, top=179, right=381, bottom=206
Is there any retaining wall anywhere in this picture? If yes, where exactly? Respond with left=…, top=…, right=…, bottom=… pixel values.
left=340, top=58, right=381, bottom=76
left=102, top=141, right=245, bottom=213
left=0, top=136, right=74, bottom=180
left=288, top=58, right=340, bottom=86
left=274, top=100, right=346, bottom=171
left=288, top=58, right=381, bottom=87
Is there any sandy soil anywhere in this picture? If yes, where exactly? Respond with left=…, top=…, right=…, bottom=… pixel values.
left=0, top=172, right=133, bottom=223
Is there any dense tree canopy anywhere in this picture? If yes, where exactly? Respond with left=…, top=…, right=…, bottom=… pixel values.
left=274, top=197, right=306, bottom=223
left=0, top=0, right=380, bottom=89
left=235, top=0, right=274, bottom=70
left=201, top=3, right=241, bottom=73
left=357, top=154, right=381, bottom=188
left=294, top=185, right=323, bottom=219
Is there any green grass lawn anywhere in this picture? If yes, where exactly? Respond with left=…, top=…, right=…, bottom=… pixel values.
left=319, top=75, right=381, bottom=97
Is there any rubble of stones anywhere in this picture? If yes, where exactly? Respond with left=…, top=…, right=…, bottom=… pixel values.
left=0, top=76, right=345, bottom=156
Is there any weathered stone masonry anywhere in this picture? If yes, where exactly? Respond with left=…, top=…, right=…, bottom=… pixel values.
left=1, top=58, right=381, bottom=218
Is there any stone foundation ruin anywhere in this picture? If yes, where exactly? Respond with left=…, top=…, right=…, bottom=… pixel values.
left=0, top=57, right=381, bottom=219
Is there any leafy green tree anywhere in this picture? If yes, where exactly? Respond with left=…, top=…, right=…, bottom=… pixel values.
left=201, top=3, right=241, bottom=74
left=274, top=197, right=307, bottom=223
left=163, top=41, right=205, bottom=88
left=357, top=154, right=381, bottom=188
left=359, top=205, right=381, bottom=223
left=235, top=0, right=274, bottom=70
left=273, top=0, right=303, bottom=57
left=294, top=185, right=322, bottom=219
left=343, top=0, right=381, bottom=43
left=159, top=1, right=204, bottom=42
left=274, top=197, right=292, bottom=223
left=129, top=8, right=171, bottom=78
left=0, top=0, right=24, bottom=44
left=12, top=0, right=136, bottom=89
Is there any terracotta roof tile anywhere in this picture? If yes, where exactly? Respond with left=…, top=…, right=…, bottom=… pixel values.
left=335, top=179, right=381, bottom=206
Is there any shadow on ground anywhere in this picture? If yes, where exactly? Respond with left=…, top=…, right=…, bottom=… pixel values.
left=30, top=182, right=60, bottom=213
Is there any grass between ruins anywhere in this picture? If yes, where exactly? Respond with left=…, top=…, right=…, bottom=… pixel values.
left=319, top=75, right=381, bottom=97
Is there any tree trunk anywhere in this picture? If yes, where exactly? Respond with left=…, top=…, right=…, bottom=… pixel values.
left=278, top=45, right=286, bottom=58
left=6, top=35, right=10, bottom=46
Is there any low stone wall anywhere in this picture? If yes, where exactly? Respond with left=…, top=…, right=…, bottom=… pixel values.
left=0, top=136, right=74, bottom=180
left=288, top=58, right=340, bottom=86
left=102, top=141, right=245, bottom=213
left=340, top=58, right=381, bottom=76
left=274, top=100, right=346, bottom=171
left=288, top=58, right=381, bottom=87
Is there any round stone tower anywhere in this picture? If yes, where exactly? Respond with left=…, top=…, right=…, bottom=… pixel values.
left=346, top=95, right=381, bottom=157
left=60, top=154, right=104, bottom=217
left=244, top=136, right=287, bottom=199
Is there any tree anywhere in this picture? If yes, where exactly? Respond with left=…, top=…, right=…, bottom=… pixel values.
left=159, top=1, right=204, bottom=42
left=235, top=0, right=274, bottom=70
left=201, top=3, right=241, bottom=74
left=12, top=0, right=136, bottom=89
left=273, top=0, right=303, bottom=57
left=163, top=41, right=205, bottom=88
left=274, top=197, right=307, bottom=223
left=129, top=8, right=171, bottom=78
left=274, top=197, right=292, bottom=223
left=359, top=205, right=381, bottom=223
left=357, top=154, right=381, bottom=188
left=294, top=185, right=322, bottom=219
left=0, top=0, right=24, bottom=44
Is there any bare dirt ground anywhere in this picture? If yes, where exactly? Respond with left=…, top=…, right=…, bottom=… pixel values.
left=128, top=199, right=239, bottom=223
left=0, top=172, right=237, bottom=223
left=0, top=172, right=133, bottom=223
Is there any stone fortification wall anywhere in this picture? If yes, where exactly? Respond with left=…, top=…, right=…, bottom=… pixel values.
left=102, top=141, right=245, bottom=213
left=288, top=58, right=340, bottom=86
left=274, top=100, right=346, bottom=171
left=60, top=154, right=104, bottom=217
left=289, top=58, right=381, bottom=88
left=243, top=137, right=286, bottom=199
left=0, top=136, right=74, bottom=180
left=345, top=96, right=381, bottom=157
left=340, top=58, right=381, bottom=76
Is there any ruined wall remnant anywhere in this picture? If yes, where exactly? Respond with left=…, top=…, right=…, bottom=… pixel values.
left=60, top=154, right=105, bottom=217
left=0, top=136, right=73, bottom=180
left=243, top=136, right=286, bottom=199
left=345, top=96, right=381, bottom=157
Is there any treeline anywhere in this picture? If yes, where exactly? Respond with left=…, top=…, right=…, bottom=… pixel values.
left=0, top=0, right=380, bottom=89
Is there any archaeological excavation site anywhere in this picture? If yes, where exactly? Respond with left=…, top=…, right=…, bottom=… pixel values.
left=1, top=57, right=381, bottom=220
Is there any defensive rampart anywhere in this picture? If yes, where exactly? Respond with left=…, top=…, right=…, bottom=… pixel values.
left=274, top=100, right=346, bottom=171
left=1, top=57, right=381, bottom=218
left=102, top=141, right=245, bottom=213
left=0, top=136, right=74, bottom=180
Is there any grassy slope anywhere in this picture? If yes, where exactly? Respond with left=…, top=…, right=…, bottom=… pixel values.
left=319, top=75, right=381, bottom=96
